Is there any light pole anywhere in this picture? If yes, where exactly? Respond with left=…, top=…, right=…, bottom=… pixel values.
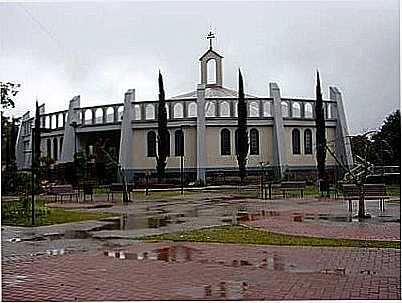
left=180, top=125, right=184, bottom=196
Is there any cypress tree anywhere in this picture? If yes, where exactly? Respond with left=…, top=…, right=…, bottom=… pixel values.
left=156, top=71, right=169, bottom=182
left=236, top=69, right=248, bottom=184
left=315, top=71, right=326, bottom=181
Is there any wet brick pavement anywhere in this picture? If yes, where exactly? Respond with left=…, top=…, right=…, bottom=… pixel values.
left=2, top=242, right=400, bottom=301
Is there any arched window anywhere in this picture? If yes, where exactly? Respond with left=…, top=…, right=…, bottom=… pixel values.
left=117, top=106, right=124, bottom=121
left=220, top=101, right=230, bottom=117
left=47, top=139, right=51, bottom=158
left=45, top=116, right=50, bottom=129
left=292, top=129, right=301, bottom=155
left=173, top=103, right=184, bottom=118
left=205, top=101, right=216, bottom=117
left=134, top=104, right=141, bottom=120
left=84, top=110, right=93, bottom=125
left=51, top=115, right=57, bottom=129
left=53, top=138, right=58, bottom=161
left=207, top=59, right=216, bottom=84
left=175, top=129, right=184, bottom=156
left=233, top=101, right=238, bottom=117
left=188, top=102, right=197, bottom=117
left=304, top=103, right=313, bottom=118
left=59, top=137, right=63, bottom=157
left=221, top=128, right=231, bottom=155
left=165, top=104, right=170, bottom=119
left=250, top=128, right=259, bottom=155
left=263, top=101, right=272, bottom=117
left=58, top=113, right=64, bottom=128
left=95, top=108, right=103, bottom=124
left=292, top=102, right=301, bottom=118
left=281, top=101, right=289, bottom=117
left=145, top=104, right=155, bottom=120
left=106, top=107, right=114, bottom=123
left=327, top=103, right=332, bottom=119
left=249, top=101, right=259, bottom=117
left=304, top=129, right=312, bottom=155
left=147, top=131, right=156, bottom=157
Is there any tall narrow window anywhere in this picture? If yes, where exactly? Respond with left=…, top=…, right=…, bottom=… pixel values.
left=250, top=128, right=259, bottom=155
left=292, top=102, right=301, bottom=118
left=175, top=129, right=184, bottom=156
left=292, top=129, right=301, bottom=155
left=59, top=137, right=63, bottom=157
left=188, top=102, right=197, bottom=117
left=249, top=101, right=259, bottom=117
left=53, top=138, right=58, bottom=161
left=147, top=131, right=156, bottom=157
left=304, top=129, right=312, bottom=154
left=304, top=103, right=313, bottom=118
left=221, top=128, right=231, bottom=155
left=173, top=103, right=183, bottom=118
left=263, top=101, right=272, bottom=117
left=281, top=101, right=289, bottom=117
left=47, top=139, right=51, bottom=158
left=220, top=101, right=230, bottom=117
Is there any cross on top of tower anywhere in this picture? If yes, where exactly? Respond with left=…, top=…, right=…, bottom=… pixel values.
left=207, top=31, right=215, bottom=49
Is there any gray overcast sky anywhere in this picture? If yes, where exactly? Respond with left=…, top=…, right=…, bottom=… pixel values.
left=0, top=1, right=399, bottom=134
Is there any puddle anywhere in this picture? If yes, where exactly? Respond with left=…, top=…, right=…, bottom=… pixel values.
left=222, top=209, right=281, bottom=224
left=104, top=245, right=197, bottom=263
left=177, top=281, right=247, bottom=300
left=293, top=213, right=400, bottom=223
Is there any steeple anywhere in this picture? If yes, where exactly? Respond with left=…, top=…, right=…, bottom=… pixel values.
left=199, top=31, right=223, bottom=87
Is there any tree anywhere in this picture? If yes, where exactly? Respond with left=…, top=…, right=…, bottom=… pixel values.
left=156, top=71, right=169, bottom=182
left=1, top=82, right=20, bottom=109
left=371, top=110, right=400, bottom=166
left=236, top=69, right=248, bottom=184
left=315, top=71, right=326, bottom=182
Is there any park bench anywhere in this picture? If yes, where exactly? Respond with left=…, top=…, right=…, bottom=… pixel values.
left=341, top=183, right=389, bottom=211
left=107, top=183, right=135, bottom=201
left=82, top=182, right=95, bottom=201
left=280, top=181, right=306, bottom=198
left=48, top=185, right=79, bottom=203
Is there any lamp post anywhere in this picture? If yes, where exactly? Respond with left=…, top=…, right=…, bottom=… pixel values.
left=31, top=126, right=35, bottom=225
left=180, top=125, right=184, bottom=196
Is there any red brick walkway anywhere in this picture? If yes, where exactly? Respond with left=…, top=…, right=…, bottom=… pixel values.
left=2, top=242, right=400, bottom=301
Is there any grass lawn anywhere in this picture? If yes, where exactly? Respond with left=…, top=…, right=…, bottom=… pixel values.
left=2, top=200, right=115, bottom=227
left=138, top=225, right=400, bottom=249
left=387, top=185, right=401, bottom=197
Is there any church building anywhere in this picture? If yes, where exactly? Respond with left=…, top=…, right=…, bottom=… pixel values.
left=15, top=35, right=354, bottom=183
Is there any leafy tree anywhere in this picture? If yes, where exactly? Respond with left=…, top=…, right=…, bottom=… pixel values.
left=156, top=71, right=169, bottom=182
left=371, top=110, right=400, bottom=166
left=236, top=69, right=248, bottom=184
left=315, top=71, right=326, bottom=180
left=0, top=82, right=20, bottom=109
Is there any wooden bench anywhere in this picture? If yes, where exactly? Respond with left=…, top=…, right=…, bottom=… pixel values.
left=107, top=183, right=135, bottom=201
left=342, top=183, right=389, bottom=211
left=280, top=181, right=306, bottom=198
left=48, top=185, right=79, bottom=203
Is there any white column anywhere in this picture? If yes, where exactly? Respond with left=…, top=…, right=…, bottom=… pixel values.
left=330, top=87, right=354, bottom=171
left=119, top=89, right=135, bottom=174
left=196, top=84, right=206, bottom=184
left=60, top=96, right=80, bottom=162
left=270, top=83, right=287, bottom=179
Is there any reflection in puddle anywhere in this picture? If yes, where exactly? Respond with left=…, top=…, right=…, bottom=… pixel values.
left=222, top=209, right=281, bottom=224
left=104, top=245, right=197, bottom=263
left=177, top=281, right=248, bottom=300
left=292, top=213, right=400, bottom=223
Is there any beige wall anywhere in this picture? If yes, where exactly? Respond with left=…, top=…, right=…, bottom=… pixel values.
left=205, top=126, right=273, bottom=168
left=131, top=127, right=197, bottom=169
left=131, top=126, right=274, bottom=169
left=284, top=126, right=336, bottom=166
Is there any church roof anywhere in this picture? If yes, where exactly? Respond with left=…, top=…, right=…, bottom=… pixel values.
left=199, top=48, right=224, bottom=61
left=171, top=85, right=258, bottom=99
